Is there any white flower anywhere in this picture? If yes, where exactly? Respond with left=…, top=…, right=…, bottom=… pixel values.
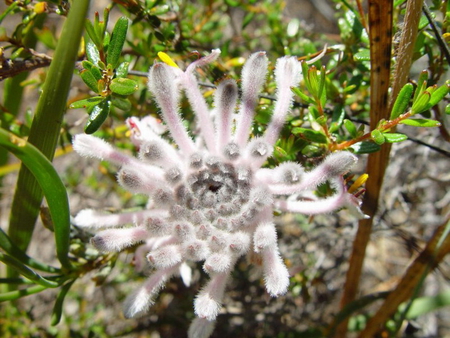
left=73, top=50, right=364, bottom=338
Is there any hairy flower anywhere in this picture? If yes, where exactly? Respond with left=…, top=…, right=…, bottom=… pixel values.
left=73, top=49, right=364, bottom=338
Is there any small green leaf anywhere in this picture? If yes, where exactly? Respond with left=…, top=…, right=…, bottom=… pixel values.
left=292, top=87, right=315, bottom=104
left=399, top=118, right=441, bottom=127
left=69, top=96, right=104, bottom=109
left=411, top=91, right=431, bottom=114
left=111, top=95, right=132, bottom=111
left=390, top=83, right=413, bottom=119
left=426, top=82, right=450, bottom=109
left=371, top=129, right=385, bottom=145
left=445, top=104, right=450, bottom=115
left=344, top=119, right=358, bottom=138
left=329, top=106, right=345, bottom=133
left=85, top=99, right=111, bottom=134
left=107, top=17, right=129, bottom=68
left=351, top=141, right=381, bottom=154
left=354, top=49, right=370, bottom=61
left=80, top=69, right=100, bottom=93
left=85, top=19, right=102, bottom=47
left=383, top=133, right=408, bottom=143
left=115, top=62, right=130, bottom=78
left=86, top=41, right=101, bottom=65
left=307, top=66, right=319, bottom=97
left=292, top=127, right=328, bottom=143
left=110, top=77, right=139, bottom=96
left=413, top=71, right=428, bottom=102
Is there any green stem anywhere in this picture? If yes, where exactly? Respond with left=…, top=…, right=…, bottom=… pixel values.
left=7, top=0, right=90, bottom=263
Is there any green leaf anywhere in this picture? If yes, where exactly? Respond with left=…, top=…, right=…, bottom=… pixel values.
left=413, top=71, right=428, bottom=102
left=329, top=106, right=345, bottom=133
left=85, top=99, right=111, bottom=134
left=110, top=77, right=139, bottom=96
left=292, top=127, right=328, bottom=143
left=111, top=96, right=132, bottom=111
left=292, top=87, right=315, bottom=104
left=0, top=228, right=60, bottom=273
left=344, top=119, right=358, bottom=138
left=69, top=96, right=104, bottom=109
left=107, top=17, right=129, bottom=68
left=351, top=141, right=381, bottom=154
left=390, top=83, right=413, bottom=119
left=0, top=285, right=47, bottom=302
left=115, top=62, right=130, bottom=78
left=354, top=49, right=370, bottom=61
left=0, top=252, right=59, bottom=288
left=85, top=19, right=102, bottom=47
left=0, top=128, right=71, bottom=270
left=446, top=104, right=450, bottom=115
left=399, top=118, right=441, bottom=127
left=411, top=91, right=431, bottom=114
left=383, top=133, right=408, bottom=143
left=426, top=82, right=450, bottom=109
left=85, top=41, right=101, bottom=65
left=51, top=279, right=76, bottom=325
left=403, top=290, right=450, bottom=320
left=80, top=69, right=100, bottom=93
left=371, top=129, right=385, bottom=145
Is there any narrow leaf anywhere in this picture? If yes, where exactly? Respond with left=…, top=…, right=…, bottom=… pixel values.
left=370, top=129, right=385, bottom=145
left=86, top=41, right=101, bottom=65
left=399, top=118, right=441, bottom=127
left=0, top=285, right=47, bottom=302
left=344, top=119, right=358, bottom=138
left=351, top=141, right=381, bottom=154
left=0, top=228, right=60, bottom=273
left=69, top=96, right=104, bottom=109
left=80, top=69, right=100, bottom=93
left=84, top=99, right=111, bottom=134
left=0, top=252, right=59, bottom=288
left=426, top=82, right=450, bottom=109
left=390, top=83, right=413, bottom=119
left=51, top=279, right=77, bottom=325
left=0, top=128, right=71, bottom=269
left=107, top=17, right=129, bottom=68
left=383, top=133, right=408, bottom=143
left=111, top=96, right=132, bottom=111
left=292, top=127, right=328, bottom=143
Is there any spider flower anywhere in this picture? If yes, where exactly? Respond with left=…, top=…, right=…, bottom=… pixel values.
left=73, top=49, right=364, bottom=338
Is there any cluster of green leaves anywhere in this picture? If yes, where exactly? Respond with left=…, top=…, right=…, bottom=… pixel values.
left=291, top=62, right=449, bottom=155
left=71, top=12, right=138, bottom=134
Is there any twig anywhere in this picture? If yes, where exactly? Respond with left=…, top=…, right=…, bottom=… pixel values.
left=422, top=2, right=450, bottom=66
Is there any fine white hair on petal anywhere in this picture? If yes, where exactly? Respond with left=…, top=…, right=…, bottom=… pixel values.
left=214, top=80, right=238, bottom=151
left=117, top=165, right=166, bottom=195
left=203, top=253, right=232, bottom=274
left=261, top=247, right=290, bottom=297
left=91, top=227, right=148, bottom=252
left=73, top=134, right=131, bottom=165
left=194, top=271, right=229, bottom=321
left=188, top=317, right=216, bottom=338
left=253, top=222, right=278, bottom=253
left=262, top=56, right=302, bottom=149
left=149, top=62, right=196, bottom=155
left=73, top=208, right=169, bottom=228
left=123, top=264, right=179, bottom=318
left=138, top=137, right=182, bottom=169
left=234, top=51, right=269, bottom=147
left=147, top=244, right=183, bottom=269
